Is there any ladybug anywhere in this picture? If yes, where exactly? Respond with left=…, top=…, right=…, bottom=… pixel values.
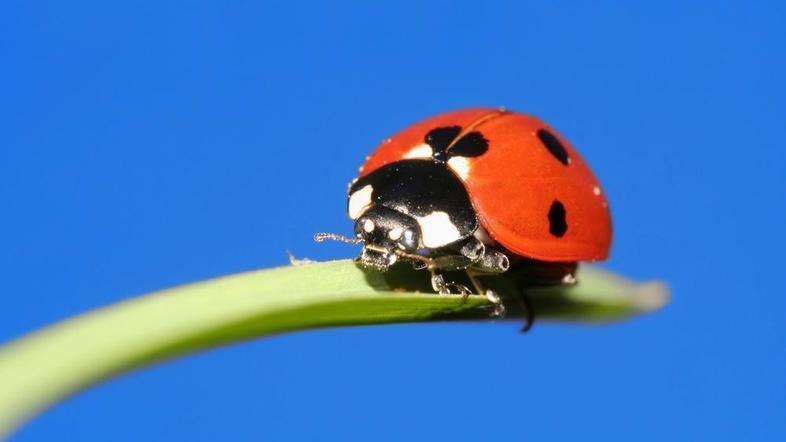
left=316, top=108, right=611, bottom=323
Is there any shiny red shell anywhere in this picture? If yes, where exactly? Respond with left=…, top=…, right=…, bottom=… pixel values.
left=358, top=108, right=612, bottom=262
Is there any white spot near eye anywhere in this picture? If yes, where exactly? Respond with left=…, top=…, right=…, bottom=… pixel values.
left=447, top=157, right=471, bottom=180
left=388, top=227, right=403, bottom=241
left=416, top=211, right=461, bottom=248
left=593, top=186, right=601, bottom=196
left=363, top=219, right=375, bottom=233
left=348, top=185, right=373, bottom=219
left=403, top=144, right=433, bottom=159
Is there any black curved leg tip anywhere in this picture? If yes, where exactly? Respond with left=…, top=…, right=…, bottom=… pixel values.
left=518, top=294, right=536, bottom=333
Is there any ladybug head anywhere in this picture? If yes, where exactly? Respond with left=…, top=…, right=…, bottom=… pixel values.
left=314, top=206, right=424, bottom=271
left=353, top=206, right=420, bottom=271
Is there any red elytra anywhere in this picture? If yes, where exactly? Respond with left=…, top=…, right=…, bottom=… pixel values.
left=359, top=108, right=612, bottom=262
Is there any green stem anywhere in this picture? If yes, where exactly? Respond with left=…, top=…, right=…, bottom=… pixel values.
left=0, top=260, right=667, bottom=439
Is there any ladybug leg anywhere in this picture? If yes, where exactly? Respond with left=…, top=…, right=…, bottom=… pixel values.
left=428, top=237, right=509, bottom=273
left=466, top=272, right=506, bottom=318
left=429, top=270, right=471, bottom=296
left=468, top=247, right=510, bottom=274
left=426, top=238, right=512, bottom=301
left=516, top=291, right=535, bottom=332
left=429, top=254, right=474, bottom=272
left=458, top=237, right=510, bottom=274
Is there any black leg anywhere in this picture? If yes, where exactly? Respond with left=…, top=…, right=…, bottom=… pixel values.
left=517, top=291, right=535, bottom=333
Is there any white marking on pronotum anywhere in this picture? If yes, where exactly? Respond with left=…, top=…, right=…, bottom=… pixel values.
left=447, top=157, right=471, bottom=180
left=348, top=184, right=373, bottom=219
left=388, top=227, right=403, bottom=241
left=363, top=219, right=375, bottom=233
left=593, top=186, right=601, bottom=196
left=415, top=211, right=462, bottom=248
left=403, top=144, right=433, bottom=159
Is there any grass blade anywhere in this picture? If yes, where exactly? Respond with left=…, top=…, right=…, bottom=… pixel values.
left=0, top=259, right=668, bottom=438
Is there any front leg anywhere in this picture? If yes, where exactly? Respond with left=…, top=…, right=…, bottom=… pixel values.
left=470, top=247, right=509, bottom=274
left=428, top=237, right=511, bottom=318
left=430, top=269, right=471, bottom=296
left=428, top=237, right=483, bottom=271
left=430, top=236, right=510, bottom=274
left=425, top=237, right=508, bottom=316
left=430, top=267, right=506, bottom=318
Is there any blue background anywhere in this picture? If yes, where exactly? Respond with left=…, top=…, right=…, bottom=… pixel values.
left=2, top=1, right=784, bottom=440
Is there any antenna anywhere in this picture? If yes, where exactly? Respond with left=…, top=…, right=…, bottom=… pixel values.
left=313, top=232, right=363, bottom=245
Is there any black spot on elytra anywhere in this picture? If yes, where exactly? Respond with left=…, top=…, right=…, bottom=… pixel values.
left=449, top=131, right=488, bottom=158
left=537, top=129, right=570, bottom=166
left=426, top=126, right=462, bottom=163
left=548, top=200, right=568, bottom=237
left=426, top=126, right=491, bottom=163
